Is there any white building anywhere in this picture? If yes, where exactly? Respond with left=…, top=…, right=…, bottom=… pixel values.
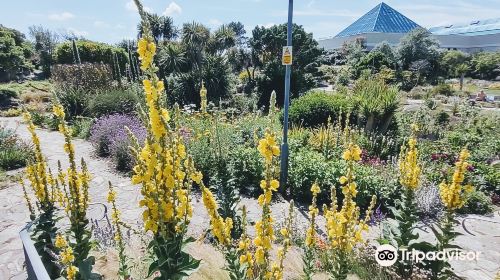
left=318, top=2, right=500, bottom=53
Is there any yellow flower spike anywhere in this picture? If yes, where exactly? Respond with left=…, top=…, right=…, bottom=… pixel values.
left=325, top=141, right=377, bottom=254
left=439, top=148, right=474, bottom=210
left=54, top=234, right=67, bottom=249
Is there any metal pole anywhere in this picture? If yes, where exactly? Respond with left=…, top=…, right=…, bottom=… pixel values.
left=279, top=0, right=293, bottom=192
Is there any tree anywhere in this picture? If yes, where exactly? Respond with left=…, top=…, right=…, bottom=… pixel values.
left=441, top=50, right=470, bottom=89
left=28, top=25, right=59, bottom=77
left=227, top=21, right=247, bottom=45
left=158, top=42, right=187, bottom=75
left=0, top=25, right=33, bottom=82
left=209, top=25, right=236, bottom=54
left=470, top=52, right=500, bottom=80
left=354, top=77, right=399, bottom=132
left=137, top=12, right=177, bottom=43
left=249, top=23, right=323, bottom=107
left=397, top=28, right=440, bottom=83
left=181, top=22, right=210, bottom=69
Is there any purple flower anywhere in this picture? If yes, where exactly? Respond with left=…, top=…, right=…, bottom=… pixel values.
left=90, top=114, right=146, bottom=171
left=369, top=204, right=386, bottom=225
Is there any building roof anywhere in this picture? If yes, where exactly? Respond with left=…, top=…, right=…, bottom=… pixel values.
left=335, top=2, right=420, bottom=38
left=429, top=18, right=500, bottom=36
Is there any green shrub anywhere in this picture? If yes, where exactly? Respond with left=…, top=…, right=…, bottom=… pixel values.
left=436, top=111, right=450, bottom=126
left=87, top=89, right=139, bottom=118
left=288, top=148, right=399, bottom=210
left=432, top=83, right=454, bottom=96
left=287, top=91, right=353, bottom=128
left=0, top=126, right=32, bottom=170
left=288, top=148, right=340, bottom=203
left=0, top=108, right=22, bottom=117
left=54, top=89, right=91, bottom=119
left=228, top=146, right=264, bottom=196
left=51, top=63, right=113, bottom=92
left=0, top=146, right=30, bottom=170
left=457, top=190, right=493, bottom=215
left=54, top=40, right=127, bottom=75
left=71, top=117, right=94, bottom=139
left=0, top=87, right=18, bottom=99
left=472, top=162, right=500, bottom=194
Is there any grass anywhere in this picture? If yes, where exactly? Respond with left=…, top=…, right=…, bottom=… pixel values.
left=0, top=80, right=52, bottom=96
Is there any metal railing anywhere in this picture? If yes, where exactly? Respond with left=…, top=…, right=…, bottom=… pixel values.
left=19, top=203, right=108, bottom=280
left=19, top=222, right=51, bottom=280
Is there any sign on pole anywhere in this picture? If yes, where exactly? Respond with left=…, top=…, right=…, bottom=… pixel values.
left=282, top=46, right=293, bottom=65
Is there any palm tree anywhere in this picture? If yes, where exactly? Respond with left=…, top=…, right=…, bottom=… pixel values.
left=181, top=22, right=210, bottom=69
left=455, top=63, right=470, bottom=91
left=158, top=42, right=187, bottom=75
left=137, top=13, right=177, bottom=43
left=209, top=25, right=236, bottom=54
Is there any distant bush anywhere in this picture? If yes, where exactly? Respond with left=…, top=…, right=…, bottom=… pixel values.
left=287, top=91, right=353, bottom=128
left=87, top=89, right=139, bottom=118
left=0, top=108, right=22, bottom=117
left=52, top=63, right=113, bottom=92
left=489, top=82, right=500, bottom=90
left=0, top=88, right=18, bottom=109
left=0, top=126, right=32, bottom=170
left=90, top=114, right=146, bottom=172
left=457, top=190, right=493, bottom=215
left=228, top=146, right=264, bottom=196
left=432, top=83, right=454, bottom=96
left=0, top=88, right=17, bottom=99
left=71, top=117, right=94, bottom=139
left=436, top=111, right=450, bottom=126
left=54, top=40, right=127, bottom=75
left=288, top=148, right=397, bottom=210
left=54, top=89, right=91, bottom=119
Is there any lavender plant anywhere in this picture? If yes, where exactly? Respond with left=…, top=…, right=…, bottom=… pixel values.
left=89, top=114, right=146, bottom=171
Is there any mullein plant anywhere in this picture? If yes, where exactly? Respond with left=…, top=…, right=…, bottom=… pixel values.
left=382, top=124, right=421, bottom=278
left=409, top=148, right=474, bottom=279
left=21, top=112, right=61, bottom=278
left=52, top=104, right=96, bottom=279
left=107, top=182, right=130, bottom=279
left=54, top=234, right=79, bottom=280
left=302, top=182, right=321, bottom=280
left=323, top=142, right=376, bottom=280
left=128, top=0, right=201, bottom=278
left=423, top=148, right=474, bottom=279
left=200, top=129, right=295, bottom=280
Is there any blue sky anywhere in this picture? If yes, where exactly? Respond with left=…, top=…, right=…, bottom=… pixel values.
left=2, top=0, right=500, bottom=43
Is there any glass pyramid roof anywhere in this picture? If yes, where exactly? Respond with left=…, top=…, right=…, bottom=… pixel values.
left=335, top=2, right=421, bottom=38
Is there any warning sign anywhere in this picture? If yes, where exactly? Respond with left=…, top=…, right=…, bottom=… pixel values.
left=282, top=46, right=293, bottom=65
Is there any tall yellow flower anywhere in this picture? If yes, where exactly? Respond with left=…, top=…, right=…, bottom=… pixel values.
left=325, top=141, right=376, bottom=253
left=439, top=149, right=474, bottom=210
left=200, top=180, right=233, bottom=246
left=399, top=125, right=421, bottom=190
left=55, top=234, right=78, bottom=280
left=22, top=112, right=59, bottom=208
left=305, top=183, right=320, bottom=248
left=131, top=5, right=197, bottom=241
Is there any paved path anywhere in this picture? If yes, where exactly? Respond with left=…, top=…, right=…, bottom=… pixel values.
left=1, top=116, right=499, bottom=279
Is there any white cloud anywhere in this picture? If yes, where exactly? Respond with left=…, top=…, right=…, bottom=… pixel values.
left=258, top=23, right=276, bottom=28
left=48, top=12, right=74, bottom=21
left=125, top=0, right=152, bottom=13
left=208, top=19, right=222, bottom=27
left=66, top=27, right=88, bottom=37
left=93, top=21, right=110, bottom=28
left=163, top=2, right=182, bottom=16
